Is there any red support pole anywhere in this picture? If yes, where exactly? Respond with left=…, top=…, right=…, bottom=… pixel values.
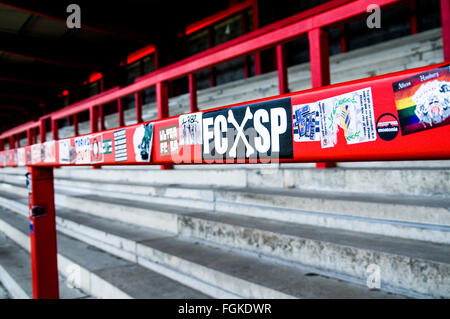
left=99, top=78, right=106, bottom=131
left=73, top=114, right=79, bottom=136
left=135, top=92, right=143, bottom=124
left=90, top=106, right=99, bottom=133
left=39, top=118, right=46, bottom=143
left=27, top=166, right=59, bottom=299
left=27, top=129, right=33, bottom=146
left=339, top=24, right=347, bottom=53
left=442, top=0, right=450, bottom=61
left=117, top=99, right=125, bottom=127
left=0, top=139, right=4, bottom=151
left=156, top=81, right=173, bottom=170
left=276, top=43, right=289, bottom=94
left=9, top=136, right=14, bottom=149
left=309, top=28, right=331, bottom=88
left=189, top=73, right=198, bottom=113
left=410, top=0, right=418, bottom=35
left=309, top=28, right=336, bottom=169
left=208, top=28, right=216, bottom=88
left=90, top=106, right=101, bottom=169
left=252, top=0, right=261, bottom=75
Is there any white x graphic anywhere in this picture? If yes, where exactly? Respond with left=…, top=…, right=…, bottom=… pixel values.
left=227, top=107, right=255, bottom=158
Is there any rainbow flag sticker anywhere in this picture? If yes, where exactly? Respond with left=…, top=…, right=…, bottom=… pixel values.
left=392, top=65, right=450, bottom=136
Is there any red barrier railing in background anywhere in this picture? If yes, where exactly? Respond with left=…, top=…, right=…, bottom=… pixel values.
left=0, top=0, right=449, bottom=160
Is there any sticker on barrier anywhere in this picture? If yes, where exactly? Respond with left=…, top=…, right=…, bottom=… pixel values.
left=179, top=112, right=203, bottom=145
left=133, top=123, right=154, bottom=162
left=202, top=98, right=293, bottom=161
left=59, top=139, right=76, bottom=164
left=318, top=87, right=376, bottom=148
left=376, top=113, right=399, bottom=141
left=90, top=134, right=104, bottom=164
left=17, top=148, right=26, bottom=166
left=75, top=136, right=91, bottom=164
left=114, top=129, right=127, bottom=162
left=31, top=144, right=41, bottom=165
left=43, top=141, right=56, bottom=163
left=393, top=65, right=450, bottom=136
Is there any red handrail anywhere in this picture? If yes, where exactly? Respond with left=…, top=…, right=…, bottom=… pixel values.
left=1, top=0, right=447, bottom=144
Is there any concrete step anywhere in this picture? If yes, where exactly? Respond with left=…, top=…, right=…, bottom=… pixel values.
left=0, top=204, right=209, bottom=299
left=0, top=186, right=447, bottom=297
left=0, top=231, right=88, bottom=299
left=1, top=171, right=449, bottom=244
left=18, top=166, right=447, bottom=198
left=0, top=195, right=405, bottom=298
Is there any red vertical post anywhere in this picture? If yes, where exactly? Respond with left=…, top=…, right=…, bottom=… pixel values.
left=189, top=73, right=198, bottom=113
left=51, top=120, right=61, bottom=168
left=208, top=28, right=216, bottom=88
left=90, top=106, right=99, bottom=133
left=73, top=114, right=79, bottom=136
left=117, top=99, right=125, bottom=127
left=276, top=44, right=289, bottom=94
left=309, top=28, right=336, bottom=169
left=51, top=119, right=59, bottom=141
left=252, top=0, right=262, bottom=75
left=98, top=78, right=106, bottom=131
left=241, top=12, right=250, bottom=78
left=90, top=106, right=101, bottom=169
left=0, top=139, right=4, bottom=151
left=339, top=24, right=347, bottom=53
left=9, top=136, right=14, bottom=149
left=135, top=92, right=143, bottom=123
left=27, top=129, right=33, bottom=146
left=156, top=82, right=173, bottom=170
left=27, top=166, right=59, bottom=299
left=410, top=0, right=418, bottom=35
left=442, top=0, right=450, bottom=61
left=39, top=119, right=46, bottom=143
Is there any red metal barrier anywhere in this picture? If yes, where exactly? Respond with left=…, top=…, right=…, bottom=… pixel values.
left=1, top=62, right=450, bottom=299
left=2, top=62, right=449, bottom=168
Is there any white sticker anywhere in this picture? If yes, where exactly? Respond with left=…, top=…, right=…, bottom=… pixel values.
left=43, top=141, right=56, bottom=163
left=59, top=139, right=73, bottom=164
left=31, top=144, right=41, bottom=164
left=74, top=136, right=91, bottom=164
left=179, top=112, right=203, bottom=145
left=17, top=148, right=26, bottom=166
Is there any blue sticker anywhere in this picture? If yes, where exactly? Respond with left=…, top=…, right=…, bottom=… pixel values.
left=29, top=220, right=34, bottom=234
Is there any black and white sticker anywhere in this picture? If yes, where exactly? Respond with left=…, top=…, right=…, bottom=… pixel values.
left=114, top=129, right=127, bottom=162
left=202, top=98, right=293, bottom=161
left=376, top=113, right=399, bottom=141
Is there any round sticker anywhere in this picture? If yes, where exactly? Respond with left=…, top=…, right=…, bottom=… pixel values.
left=376, top=113, right=399, bottom=141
